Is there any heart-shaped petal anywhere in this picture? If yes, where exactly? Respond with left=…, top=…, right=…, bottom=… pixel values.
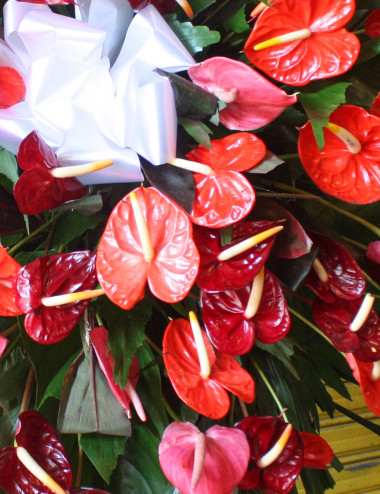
left=346, top=353, right=380, bottom=416
left=0, top=245, right=23, bottom=317
left=0, top=66, right=25, bottom=109
left=298, top=431, right=334, bottom=469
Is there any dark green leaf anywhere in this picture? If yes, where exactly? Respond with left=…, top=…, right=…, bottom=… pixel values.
left=52, top=194, right=103, bottom=216
left=189, top=0, right=215, bottom=14
left=223, top=4, right=249, bottom=33
left=166, top=17, right=220, bottom=54
left=300, top=468, right=335, bottom=494
left=51, top=211, right=104, bottom=247
left=0, top=406, right=19, bottom=448
left=0, top=148, right=18, bottom=184
left=254, top=339, right=299, bottom=379
left=358, top=37, right=380, bottom=64
left=178, top=118, right=213, bottom=148
left=267, top=247, right=318, bottom=291
left=334, top=402, right=380, bottom=435
left=0, top=358, right=29, bottom=401
left=110, top=457, right=153, bottom=494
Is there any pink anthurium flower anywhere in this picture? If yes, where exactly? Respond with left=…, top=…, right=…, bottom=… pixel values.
left=181, top=133, right=265, bottom=228
left=0, top=66, right=25, bottom=109
left=188, top=57, right=297, bottom=131
left=90, top=326, right=146, bottom=421
left=0, top=244, right=23, bottom=317
left=244, top=0, right=360, bottom=86
left=13, top=251, right=98, bottom=344
left=158, top=422, right=250, bottom=494
left=163, top=315, right=255, bottom=419
left=346, top=353, right=380, bottom=416
left=298, top=105, right=380, bottom=204
left=0, top=410, right=110, bottom=494
left=0, top=334, right=8, bottom=358
left=200, top=267, right=290, bottom=355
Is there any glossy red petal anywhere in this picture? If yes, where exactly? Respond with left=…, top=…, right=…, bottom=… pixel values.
left=298, top=431, right=334, bottom=469
left=312, top=295, right=380, bottom=362
left=0, top=67, right=25, bottom=109
left=236, top=415, right=303, bottom=493
left=128, top=0, right=176, bottom=14
left=97, top=187, right=199, bottom=310
left=304, top=231, right=366, bottom=302
left=13, top=251, right=97, bottom=344
left=163, top=318, right=254, bottom=419
left=0, top=410, right=72, bottom=494
left=201, top=269, right=290, bottom=355
left=365, top=9, right=380, bottom=38
left=346, top=353, right=380, bottom=416
left=195, top=220, right=278, bottom=292
left=188, top=57, right=297, bottom=131
left=0, top=245, right=23, bottom=317
left=244, top=0, right=359, bottom=86
left=159, top=422, right=250, bottom=494
left=299, top=107, right=380, bottom=204
left=17, top=131, right=57, bottom=171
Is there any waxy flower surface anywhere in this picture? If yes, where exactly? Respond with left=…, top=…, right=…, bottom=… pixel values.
left=0, top=0, right=193, bottom=183
left=346, top=353, right=380, bottom=416
left=298, top=105, right=380, bottom=203
left=159, top=422, right=250, bottom=494
left=0, top=244, right=23, bottom=317
left=244, top=0, right=360, bottom=86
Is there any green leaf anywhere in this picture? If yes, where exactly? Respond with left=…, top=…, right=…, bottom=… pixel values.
left=0, top=148, right=18, bottom=184
left=110, top=457, right=154, bottom=494
left=255, top=339, right=299, bottom=379
left=358, top=37, right=380, bottom=64
left=167, top=17, right=220, bottom=55
left=249, top=151, right=285, bottom=175
left=300, top=468, right=335, bottom=494
left=80, top=433, right=127, bottom=483
left=223, top=4, right=249, bottom=33
left=51, top=211, right=104, bottom=247
left=0, top=406, right=19, bottom=448
left=178, top=118, right=213, bottom=148
left=98, top=296, right=152, bottom=388
left=189, top=0, right=215, bottom=14
left=0, top=358, right=29, bottom=401
left=334, top=402, right=380, bottom=435
left=298, top=82, right=350, bottom=149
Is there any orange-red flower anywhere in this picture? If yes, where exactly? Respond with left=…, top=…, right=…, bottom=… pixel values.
left=0, top=245, right=22, bottom=317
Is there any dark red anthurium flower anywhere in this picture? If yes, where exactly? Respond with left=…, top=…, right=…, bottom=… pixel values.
left=0, top=244, right=23, bottom=317
left=365, top=9, right=380, bottom=38
left=194, top=220, right=283, bottom=292
left=97, top=186, right=199, bottom=310
left=0, top=410, right=110, bottom=494
left=13, top=251, right=97, bottom=344
left=370, top=92, right=380, bottom=117
left=200, top=267, right=290, bottom=355
left=312, top=293, right=380, bottom=362
left=128, top=0, right=193, bottom=17
left=14, top=131, right=87, bottom=215
left=298, top=105, right=380, bottom=204
left=188, top=57, right=297, bottom=131
left=183, top=133, right=265, bottom=228
left=90, top=326, right=146, bottom=421
left=298, top=431, right=334, bottom=470
left=346, top=353, right=380, bottom=416
left=235, top=416, right=303, bottom=493
left=304, top=230, right=366, bottom=303
left=244, top=0, right=360, bottom=86
left=0, top=66, right=26, bottom=109
left=163, top=316, right=255, bottom=419
left=159, top=422, right=250, bottom=494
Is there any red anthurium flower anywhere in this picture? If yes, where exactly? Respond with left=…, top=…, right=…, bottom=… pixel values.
left=97, top=186, right=199, bottom=310
left=0, top=410, right=110, bottom=494
left=298, top=105, right=380, bottom=204
left=194, top=220, right=283, bottom=292
left=304, top=231, right=366, bottom=303
left=298, top=431, right=334, bottom=469
left=0, top=244, right=23, bottom=317
left=159, top=422, right=250, bottom=494
left=236, top=416, right=304, bottom=493
left=244, top=0, right=360, bottom=86
left=90, top=326, right=146, bottom=421
left=163, top=316, right=255, bottom=419
left=0, top=334, right=8, bottom=358
left=370, top=92, right=380, bottom=117
left=200, top=267, right=290, bottom=355
left=129, top=0, right=193, bottom=17
left=346, top=353, right=380, bottom=416
left=312, top=293, right=380, bottom=362
left=13, top=251, right=97, bottom=344
left=182, top=133, right=265, bottom=228
left=365, top=9, right=380, bottom=38
left=188, top=57, right=297, bottom=131
left=0, top=66, right=26, bottom=109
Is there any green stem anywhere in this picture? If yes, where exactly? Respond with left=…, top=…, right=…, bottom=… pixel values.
left=363, top=272, right=380, bottom=292
left=250, top=356, right=289, bottom=422
left=0, top=333, right=21, bottom=364
left=341, top=236, right=367, bottom=250
left=262, top=181, right=380, bottom=237
left=161, top=394, right=181, bottom=422
left=2, top=323, right=18, bottom=337
left=8, top=212, right=64, bottom=256
left=145, top=335, right=163, bottom=356
left=278, top=153, right=299, bottom=160
left=75, top=438, right=83, bottom=488
left=20, top=366, right=35, bottom=414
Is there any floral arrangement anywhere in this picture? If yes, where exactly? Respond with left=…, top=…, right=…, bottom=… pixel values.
left=0, top=0, right=379, bottom=493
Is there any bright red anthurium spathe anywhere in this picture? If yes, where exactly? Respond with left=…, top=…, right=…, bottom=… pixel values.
left=0, top=244, right=23, bottom=317
left=312, top=293, right=380, bottom=362
left=304, top=230, right=366, bottom=303
left=0, top=66, right=26, bottom=109
left=0, top=410, right=110, bottom=494
left=298, top=105, right=380, bottom=204
left=90, top=326, right=146, bottom=422
left=128, top=0, right=193, bottom=17
left=158, top=422, right=250, bottom=494
left=13, top=251, right=98, bottom=344
left=244, top=0, right=360, bottom=86
left=188, top=57, right=297, bottom=131
left=194, top=220, right=283, bottom=292
left=163, top=313, right=255, bottom=419
left=200, top=266, right=291, bottom=355
left=346, top=353, right=380, bottom=416
left=96, top=186, right=200, bottom=310
left=14, top=131, right=113, bottom=215
left=365, top=9, right=380, bottom=38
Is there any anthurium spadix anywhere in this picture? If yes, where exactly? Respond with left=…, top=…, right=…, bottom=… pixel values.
left=158, top=422, right=250, bottom=494
left=0, top=0, right=194, bottom=183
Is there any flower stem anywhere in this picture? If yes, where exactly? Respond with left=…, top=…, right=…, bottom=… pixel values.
left=20, top=366, right=35, bottom=414
left=75, top=438, right=83, bottom=488
left=278, top=153, right=299, bottom=160
left=145, top=335, right=163, bottom=356
left=161, top=394, right=181, bottom=422
left=288, top=306, right=339, bottom=349
left=2, top=323, right=18, bottom=337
